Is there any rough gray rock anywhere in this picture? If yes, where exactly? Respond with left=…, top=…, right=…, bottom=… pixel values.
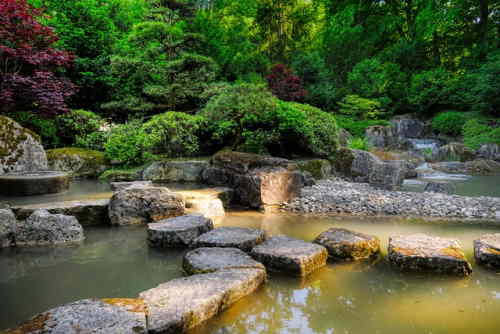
left=4, top=298, right=147, bottom=333
left=13, top=199, right=110, bottom=226
left=189, top=198, right=225, bottom=218
left=369, top=159, right=406, bottom=190
left=338, top=128, right=353, bottom=147
left=477, top=143, right=500, bottom=162
left=108, top=185, right=184, bottom=225
left=430, top=159, right=500, bottom=175
left=16, top=209, right=84, bottom=246
left=0, top=116, right=48, bottom=175
left=139, top=268, right=266, bottom=333
left=191, top=227, right=266, bottom=252
left=365, top=116, right=425, bottom=150
left=313, top=228, right=380, bottom=261
left=388, top=233, right=472, bottom=276
left=390, top=116, right=425, bottom=140
left=296, top=159, right=333, bottom=180
left=110, top=181, right=153, bottom=192
left=424, top=182, right=454, bottom=194
left=474, top=233, right=500, bottom=269
left=147, top=214, right=214, bottom=248
left=365, top=125, right=393, bottom=148
left=433, top=142, right=476, bottom=162
left=250, top=235, right=328, bottom=276
left=142, top=160, right=209, bottom=183
left=0, top=208, right=16, bottom=248
left=183, top=247, right=266, bottom=275
left=46, top=148, right=109, bottom=178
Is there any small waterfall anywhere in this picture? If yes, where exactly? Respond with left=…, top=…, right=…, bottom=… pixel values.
left=407, top=139, right=441, bottom=153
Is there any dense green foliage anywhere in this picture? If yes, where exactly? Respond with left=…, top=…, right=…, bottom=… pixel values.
left=104, top=119, right=149, bottom=166
left=463, top=119, right=500, bottom=150
left=432, top=112, right=469, bottom=136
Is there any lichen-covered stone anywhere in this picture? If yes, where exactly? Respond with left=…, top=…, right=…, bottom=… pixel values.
left=16, top=209, right=84, bottom=246
left=147, top=214, right=214, bottom=248
left=108, top=185, right=184, bottom=226
left=0, top=116, right=47, bottom=175
left=110, top=181, right=152, bottom=192
left=191, top=227, right=266, bottom=252
left=388, top=233, right=472, bottom=276
left=4, top=298, right=147, bottom=333
left=474, top=233, right=500, bottom=269
left=183, top=247, right=265, bottom=275
left=0, top=208, right=16, bottom=248
left=142, top=160, right=209, bottom=182
left=313, top=228, right=380, bottom=261
left=140, top=269, right=266, bottom=333
left=47, top=147, right=109, bottom=178
left=250, top=235, right=328, bottom=276
left=13, top=199, right=110, bottom=226
left=296, top=159, right=332, bottom=180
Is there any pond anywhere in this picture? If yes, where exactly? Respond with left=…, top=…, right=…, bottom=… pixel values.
left=1, top=212, right=499, bottom=333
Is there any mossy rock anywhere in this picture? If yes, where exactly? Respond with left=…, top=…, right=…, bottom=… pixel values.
left=47, top=147, right=109, bottom=179
left=99, top=167, right=144, bottom=182
left=329, top=148, right=355, bottom=177
left=296, top=159, right=332, bottom=180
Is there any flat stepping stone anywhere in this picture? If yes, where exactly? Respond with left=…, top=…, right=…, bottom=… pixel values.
left=250, top=235, right=328, bottom=276
left=191, top=227, right=265, bottom=252
left=5, top=298, right=147, bottom=333
left=314, top=228, right=380, bottom=261
left=183, top=247, right=265, bottom=275
left=388, top=233, right=472, bottom=276
left=474, top=233, right=500, bottom=269
left=139, top=268, right=265, bottom=333
left=148, top=214, right=214, bottom=248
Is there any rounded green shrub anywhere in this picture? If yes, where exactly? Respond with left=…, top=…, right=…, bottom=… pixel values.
left=56, top=109, right=106, bottom=148
left=104, top=119, right=149, bottom=166
left=431, top=111, right=468, bottom=136
left=463, top=119, right=500, bottom=150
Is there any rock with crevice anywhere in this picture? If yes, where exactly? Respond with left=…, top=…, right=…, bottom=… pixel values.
left=388, top=233, right=472, bottom=276
left=147, top=214, right=214, bottom=248
left=191, top=227, right=266, bottom=252
left=314, top=228, right=380, bottom=261
left=0, top=208, right=16, bottom=248
left=250, top=235, right=328, bottom=276
left=474, top=233, right=500, bottom=269
left=183, top=247, right=266, bottom=275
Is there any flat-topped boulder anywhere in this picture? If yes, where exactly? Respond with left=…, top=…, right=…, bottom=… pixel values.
left=314, top=228, right=380, bottom=261
left=13, top=199, right=110, bottom=226
left=388, top=233, right=472, bottom=276
left=183, top=247, right=265, bottom=275
left=0, top=208, right=16, bottom=248
left=191, top=227, right=266, bottom=252
left=250, top=235, right=328, bottom=276
left=142, top=160, right=209, bottom=183
left=46, top=148, right=109, bottom=178
left=108, top=185, right=184, bottom=225
left=16, top=209, right=85, bottom=246
left=147, top=214, right=214, bottom=248
left=474, top=233, right=500, bottom=269
left=110, top=181, right=152, bottom=192
left=4, top=298, right=147, bottom=333
left=139, top=268, right=265, bottom=333
left=0, top=171, right=70, bottom=196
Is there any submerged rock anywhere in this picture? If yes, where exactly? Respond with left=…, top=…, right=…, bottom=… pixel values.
left=183, top=247, right=265, bottom=275
left=147, top=214, right=214, bottom=248
left=424, top=182, right=454, bottom=194
left=47, top=147, right=109, bottom=178
left=474, top=233, right=500, bottom=269
left=108, top=185, right=184, bottom=225
left=142, top=160, right=209, bottom=183
left=140, top=268, right=266, bottom=333
left=250, top=235, right=328, bottom=276
left=314, top=228, right=380, bottom=261
left=16, top=209, right=84, bottom=246
left=0, top=208, right=16, bottom=248
left=388, top=233, right=472, bottom=276
left=191, top=227, right=266, bottom=252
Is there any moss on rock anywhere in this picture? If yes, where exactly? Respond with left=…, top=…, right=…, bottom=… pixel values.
left=296, top=159, right=332, bottom=180
left=47, top=147, right=109, bottom=178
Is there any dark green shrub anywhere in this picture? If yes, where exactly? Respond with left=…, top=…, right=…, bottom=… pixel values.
left=56, top=109, right=106, bottom=147
left=104, top=119, right=149, bottom=166
left=347, top=137, right=370, bottom=151
left=431, top=111, right=468, bottom=136
left=336, top=115, right=389, bottom=138
left=463, top=119, right=500, bottom=150
left=337, top=95, right=386, bottom=120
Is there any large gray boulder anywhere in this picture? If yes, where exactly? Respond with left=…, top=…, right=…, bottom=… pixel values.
left=314, top=228, right=380, bottom=261
left=147, top=214, right=214, bottom=248
left=0, top=116, right=47, bottom=175
left=139, top=268, right=266, bottom=333
left=250, top=235, right=328, bottom=276
left=5, top=298, right=147, bottom=333
left=46, top=148, right=109, bottom=178
left=0, top=208, right=16, bottom=248
left=142, top=160, right=209, bottom=183
left=388, top=233, right=472, bottom=276
left=390, top=116, right=425, bottom=140
left=433, top=142, right=476, bottom=162
left=365, top=125, right=394, bottom=148
left=16, top=209, right=84, bottom=246
left=191, top=227, right=266, bottom=252
left=474, top=233, right=500, bottom=269
left=13, top=199, right=110, bottom=226
left=365, top=116, right=425, bottom=150
left=477, top=143, right=500, bottom=162
left=110, top=181, right=152, bottom=192
left=108, top=185, right=185, bottom=226
left=183, top=247, right=265, bottom=275
left=296, top=159, right=332, bottom=180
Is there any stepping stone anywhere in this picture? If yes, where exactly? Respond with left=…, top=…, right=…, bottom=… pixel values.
left=250, top=235, right=328, bottom=276
left=183, top=247, right=265, bottom=275
left=110, top=181, right=153, bottom=192
left=148, top=214, right=214, bottom=248
left=139, top=268, right=265, bottom=333
left=314, top=228, right=380, bottom=261
left=474, top=233, right=500, bottom=269
left=5, top=298, right=147, bottom=334
left=191, top=227, right=265, bottom=252
left=388, top=233, right=472, bottom=276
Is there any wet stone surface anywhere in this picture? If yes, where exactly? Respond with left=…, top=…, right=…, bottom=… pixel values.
left=147, top=214, right=214, bottom=248
left=474, top=233, right=500, bottom=269
left=191, top=227, right=266, bottom=252
left=314, top=228, right=380, bottom=261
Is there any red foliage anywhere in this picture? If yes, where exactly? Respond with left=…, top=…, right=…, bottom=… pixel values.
left=266, top=64, right=307, bottom=102
left=0, top=0, right=75, bottom=116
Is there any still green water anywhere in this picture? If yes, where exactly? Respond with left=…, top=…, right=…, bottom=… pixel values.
left=1, top=212, right=499, bottom=333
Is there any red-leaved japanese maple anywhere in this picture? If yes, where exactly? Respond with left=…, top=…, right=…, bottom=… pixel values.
left=266, top=64, right=307, bottom=102
left=0, top=0, right=75, bottom=116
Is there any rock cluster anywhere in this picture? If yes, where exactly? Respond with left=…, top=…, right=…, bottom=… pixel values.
left=365, top=116, right=425, bottom=150
left=474, top=233, right=500, bottom=269
left=314, top=228, right=380, bottom=261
